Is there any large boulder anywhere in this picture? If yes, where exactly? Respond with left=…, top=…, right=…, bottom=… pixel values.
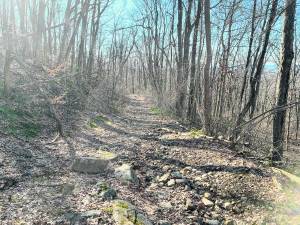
left=71, top=150, right=117, bottom=174
left=114, top=164, right=139, bottom=184
left=112, top=200, right=153, bottom=225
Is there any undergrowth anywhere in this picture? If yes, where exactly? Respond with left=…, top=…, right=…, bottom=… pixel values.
left=150, top=107, right=169, bottom=116
left=0, top=105, right=41, bottom=138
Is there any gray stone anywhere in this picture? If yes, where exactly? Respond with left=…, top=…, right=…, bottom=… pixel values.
left=159, top=201, right=172, bottom=209
left=162, top=165, right=171, bottom=172
left=201, top=197, right=214, bottom=206
left=71, top=151, right=116, bottom=174
left=184, top=185, right=192, bottom=191
left=171, top=171, right=183, bottom=179
left=167, top=179, right=175, bottom=186
left=204, top=192, right=211, bottom=198
left=158, top=173, right=171, bottom=183
left=175, top=178, right=187, bottom=184
left=158, top=220, right=171, bottom=225
left=185, top=198, right=196, bottom=211
left=114, top=164, right=139, bottom=184
left=100, top=188, right=117, bottom=200
left=194, top=176, right=202, bottom=182
left=205, top=219, right=220, bottom=225
left=223, top=202, right=233, bottom=210
left=81, top=210, right=102, bottom=218
left=224, top=220, right=237, bottom=225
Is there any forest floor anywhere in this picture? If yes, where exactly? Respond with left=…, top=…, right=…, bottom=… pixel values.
left=0, top=95, right=299, bottom=225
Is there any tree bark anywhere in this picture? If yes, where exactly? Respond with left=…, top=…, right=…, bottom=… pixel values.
left=272, top=0, right=296, bottom=162
left=203, top=0, right=212, bottom=134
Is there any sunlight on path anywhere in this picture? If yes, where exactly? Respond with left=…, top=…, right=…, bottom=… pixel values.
left=272, top=167, right=300, bottom=225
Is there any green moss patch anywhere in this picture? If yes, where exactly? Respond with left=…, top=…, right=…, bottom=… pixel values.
left=98, top=150, right=117, bottom=160
left=94, top=115, right=112, bottom=125
left=102, top=206, right=113, bottom=215
left=150, top=107, right=162, bottom=115
left=88, top=115, right=113, bottom=128
left=187, top=128, right=205, bottom=138
left=0, top=106, right=41, bottom=138
left=97, top=181, right=109, bottom=192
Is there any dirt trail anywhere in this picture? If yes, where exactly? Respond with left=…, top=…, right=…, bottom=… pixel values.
left=0, top=95, right=279, bottom=224
left=272, top=168, right=300, bottom=225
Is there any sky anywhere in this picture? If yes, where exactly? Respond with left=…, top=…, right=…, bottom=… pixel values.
left=109, top=0, right=135, bottom=22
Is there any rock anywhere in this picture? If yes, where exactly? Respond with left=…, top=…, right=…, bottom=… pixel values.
left=204, top=219, right=220, bottom=225
left=100, top=188, right=117, bottom=200
left=158, top=220, right=171, bottom=225
left=241, top=196, right=247, bottom=201
left=202, top=174, right=208, bottom=179
left=0, top=177, right=18, bottom=191
left=232, top=205, right=243, bottom=214
left=63, top=210, right=102, bottom=223
left=194, top=176, right=202, bottom=182
left=148, top=183, right=158, bottom=190
left=215, top=199, right=223, bottom=206
left=204, top=192, right=211, bottom=199
left=114, top=164, right=139, bottom=184
left=223, top=202, right=233, bottom=210
left=181, top=167, right=192, bottom=175
left=211, top=211, right=220, bottom=219
left=201, top=197, right=214, bottom=207
left=185, top=198, right=196, bottom=211
left=184, top=185, right=192, bottom=191
left=175, top=178, right=187, bottom=184
left=224, top=220, right=237, bottom=225
left=214, top=205, right=222, bottom=212
left=81, top=210, right=102, bottom=218
left=162, top=165, right=171, bottom=172
left=112, top=200, right=153, bottom=225
left=167, top=179, right=175, bottom=187
left=159, top=201, right=172, bottom=209
left=158, top=173, right=171, bottom=183
left=72, top=151, right=117, bottom=174
left=196, top=217, right=204, bottom=224
left=171, top=171, right=183, bottom=179
left=195, top=171, right=202, bottom=175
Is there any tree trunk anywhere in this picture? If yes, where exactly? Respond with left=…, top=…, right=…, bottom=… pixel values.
left=272, top=0, right=296, bottom=162
left=203, top=0, right=212, bottom=134
left=187, top=0, right=202, bottom=122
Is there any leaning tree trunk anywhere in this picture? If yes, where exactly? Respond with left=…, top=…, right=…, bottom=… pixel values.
left=232, top=0, right=278, bottom=143
left=272, top=0, right=296, bottom=162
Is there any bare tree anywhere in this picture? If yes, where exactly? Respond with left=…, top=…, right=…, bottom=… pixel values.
left=272, top=0, right=296, bottom=162
left=203, top=0, right=212, bottom=134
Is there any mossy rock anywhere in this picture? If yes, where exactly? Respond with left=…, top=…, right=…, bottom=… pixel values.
left=112, top=200, right=153, bottom=225
left=96, top=181, right=117, bottom=200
